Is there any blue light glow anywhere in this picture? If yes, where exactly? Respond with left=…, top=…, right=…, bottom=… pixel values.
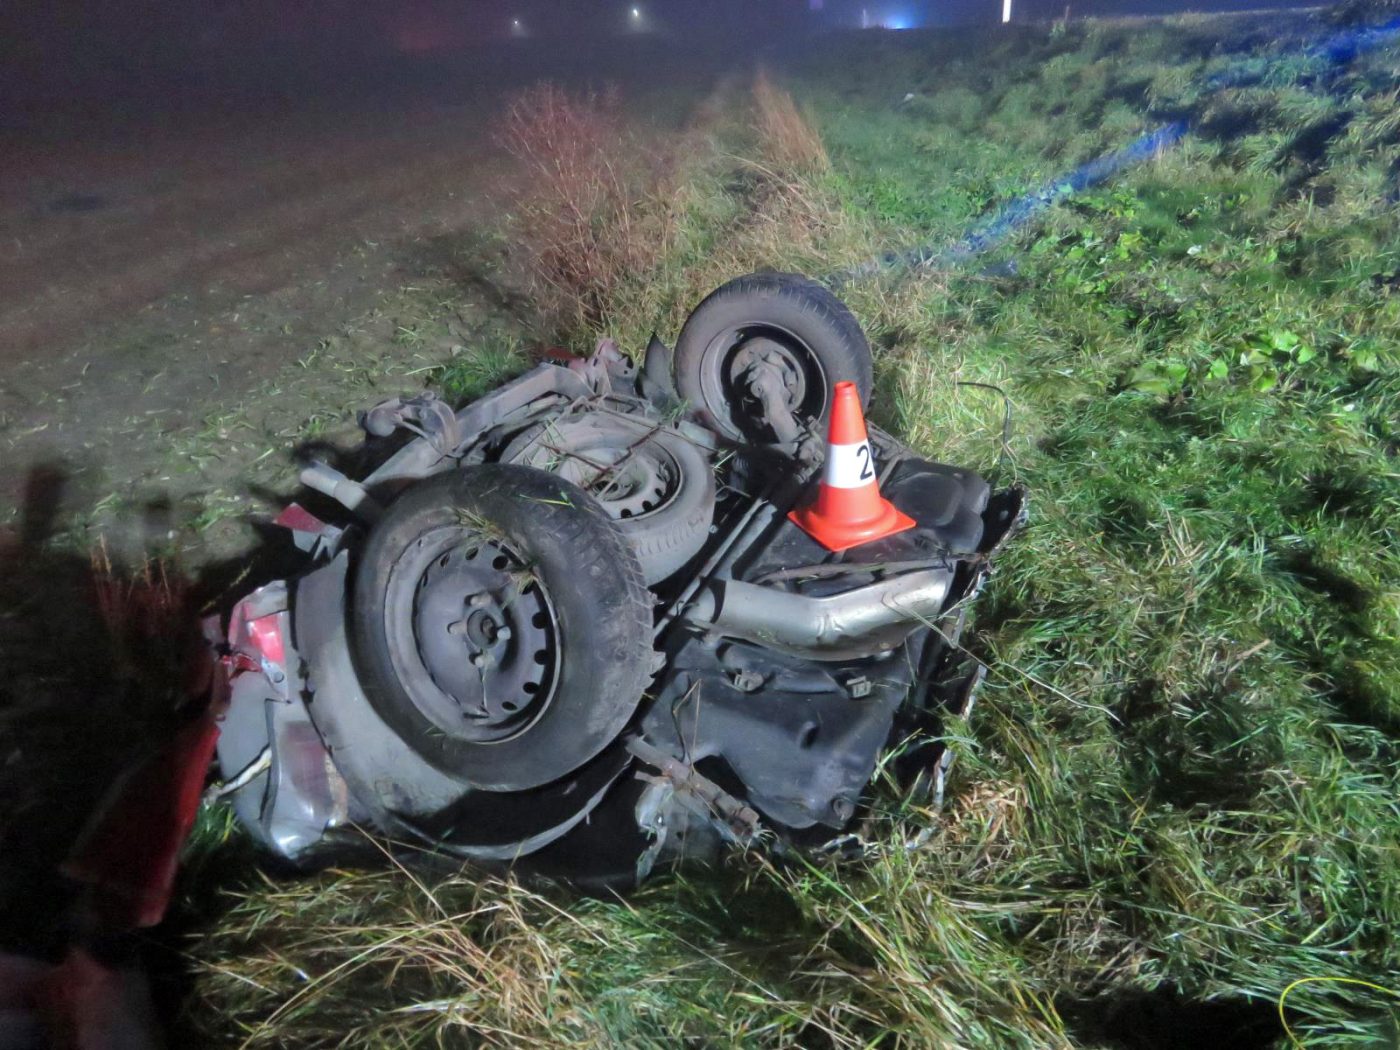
left=832, top=14, right=1400, bottom=284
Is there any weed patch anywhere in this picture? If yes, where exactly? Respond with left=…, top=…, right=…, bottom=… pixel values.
left=494, top=83, right=679, bottom=338
left=751, top=69, right=830, bottom=177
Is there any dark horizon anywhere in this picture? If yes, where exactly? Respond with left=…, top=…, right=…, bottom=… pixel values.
left=2, top=0, right=1325, bottom=125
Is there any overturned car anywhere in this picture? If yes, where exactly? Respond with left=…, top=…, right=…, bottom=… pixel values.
left=212, top=273, right=1025, bottom=886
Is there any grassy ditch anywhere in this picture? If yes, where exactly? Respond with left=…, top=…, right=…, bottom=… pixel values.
left=180, top=8, right=1400, bottom=1047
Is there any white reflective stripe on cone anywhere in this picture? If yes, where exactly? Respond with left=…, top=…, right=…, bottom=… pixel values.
left=823, top=441, right=876, bottom=489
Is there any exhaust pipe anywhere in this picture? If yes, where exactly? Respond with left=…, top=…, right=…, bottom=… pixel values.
left=684, top=570, right=952, bottom=662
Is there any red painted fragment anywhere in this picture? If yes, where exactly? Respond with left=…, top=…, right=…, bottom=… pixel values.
left=274, top=502, right=329, bottom=535
left=62, top=715, right=221, bottom=930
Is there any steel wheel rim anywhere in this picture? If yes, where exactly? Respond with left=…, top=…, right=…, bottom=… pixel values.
left=520, top=423, right=682, bottom=521
left=383, top=525, right=560, bottom=744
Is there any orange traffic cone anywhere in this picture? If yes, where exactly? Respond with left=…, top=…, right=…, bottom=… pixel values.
left=788, top=381, right=916, bottom=551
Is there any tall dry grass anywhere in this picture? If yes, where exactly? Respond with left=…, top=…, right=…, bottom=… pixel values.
left=491, top=73, right=865, bottom=353
left=90, top=540, right=194, bottom=687
left=494, top=83, right=677, bottom=336
left=751, top=69, right=831, bottom=177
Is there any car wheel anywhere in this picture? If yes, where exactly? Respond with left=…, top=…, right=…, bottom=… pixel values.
left=501, top=415, right=715, bottom=584
left=350, top=464, right=653, bottom=791
left=672, top=272, right=874, bottom=446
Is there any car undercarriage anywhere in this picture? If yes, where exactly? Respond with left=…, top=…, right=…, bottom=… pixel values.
left=211, top=272, right=1026, bottom=887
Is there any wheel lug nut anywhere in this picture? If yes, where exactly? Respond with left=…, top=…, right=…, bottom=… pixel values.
left=471, top=653, right=488, bottom=667
left=448, top=620, right=468, bottom=636
left=469, top=593, right=491, bottom=608
left=495, top=626, right=512, bottom=641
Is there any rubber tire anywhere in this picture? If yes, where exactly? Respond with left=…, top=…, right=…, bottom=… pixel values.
left=350, top=464, right=653, bottom=792
left=501, top=416, right=716, bottom=584
left=672, top=272, right=874, bottom=444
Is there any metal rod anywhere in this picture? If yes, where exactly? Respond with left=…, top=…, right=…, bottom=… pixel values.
left=300, top=462, right=383, bottom=521
left=654, top=485, right=781, bottom=640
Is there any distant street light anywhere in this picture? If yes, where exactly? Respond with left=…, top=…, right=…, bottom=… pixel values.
left=1002, top=0, right=1012, bottom=22
left=631, top=6, right=641, bottom=18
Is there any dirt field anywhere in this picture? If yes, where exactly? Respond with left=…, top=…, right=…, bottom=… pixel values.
left=0, top=94, right=507, bottom=542
left=0, top=40, right=729, bottom=560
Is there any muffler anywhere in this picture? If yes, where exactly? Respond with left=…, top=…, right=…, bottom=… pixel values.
left=684, top=569, right=952, bottom=662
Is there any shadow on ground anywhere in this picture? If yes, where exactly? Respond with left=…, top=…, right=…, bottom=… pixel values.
left=0, top=462, right=308, bottom=961
left=1059, top=986, right=1283, bottom=1049
left=415, top=230, right=539, bottom=330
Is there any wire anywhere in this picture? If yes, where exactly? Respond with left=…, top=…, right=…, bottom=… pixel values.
left=669, top=679, right=703, bottom=766
left=752, top=555, right=970, bottom=586
left=1277, top=975, right=1400, bottom=1048
left=954, top=380, right=1014, bottom=484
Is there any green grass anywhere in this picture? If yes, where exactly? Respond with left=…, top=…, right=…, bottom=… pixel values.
left=178, top=9, right=1400, bottom=1047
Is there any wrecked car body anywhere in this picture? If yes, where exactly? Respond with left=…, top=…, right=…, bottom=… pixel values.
left=211, top=272, right=1025, bottom=886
